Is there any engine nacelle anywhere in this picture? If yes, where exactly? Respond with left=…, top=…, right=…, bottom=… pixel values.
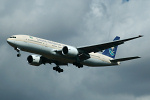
left=27, top=55, right=42, bottom=66
left=62, top=46, right=79, bottom=57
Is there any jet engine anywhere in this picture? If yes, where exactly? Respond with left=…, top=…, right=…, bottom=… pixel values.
left=62, top=46, right=79, bottom=57
left=27, top=55, right=42, bottom=66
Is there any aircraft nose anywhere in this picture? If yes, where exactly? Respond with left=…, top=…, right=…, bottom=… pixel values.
left=7, top=38, right=11, bottom=43
left=7, top=38, right=15, bottom=46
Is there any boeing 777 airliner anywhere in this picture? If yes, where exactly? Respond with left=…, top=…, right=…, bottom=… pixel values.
left=7, top=35, right=142, bottom=73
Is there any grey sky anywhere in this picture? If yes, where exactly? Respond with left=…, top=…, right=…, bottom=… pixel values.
left=0, top=0, right=150, bottom=100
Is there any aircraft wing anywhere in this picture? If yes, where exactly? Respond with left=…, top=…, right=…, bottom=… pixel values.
left=78, top=35, right=143, bottom=53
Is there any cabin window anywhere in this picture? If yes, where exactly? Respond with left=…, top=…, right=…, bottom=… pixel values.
left=10, top=36, right=16, bottom=38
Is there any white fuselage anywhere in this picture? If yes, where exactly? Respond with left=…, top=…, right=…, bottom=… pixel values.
left=7, top=35, right=119, bottom=67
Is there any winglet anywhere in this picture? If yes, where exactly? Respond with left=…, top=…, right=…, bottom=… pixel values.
left=138, top=35, right=143, bottom=37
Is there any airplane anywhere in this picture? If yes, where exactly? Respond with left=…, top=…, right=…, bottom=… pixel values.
left=7, top=35, right=143, bottom=73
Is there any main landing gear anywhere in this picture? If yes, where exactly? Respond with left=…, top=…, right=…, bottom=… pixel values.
left=53, top=66, right=64, bottom=73
left=15, top=47, right=21, bottom=57
left=73, top=62, right=83, bottom=68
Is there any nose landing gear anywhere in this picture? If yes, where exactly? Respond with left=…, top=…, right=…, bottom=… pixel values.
left=17, top=53, right=21, bottom=57
left=15, top=47, right=21, bottom=57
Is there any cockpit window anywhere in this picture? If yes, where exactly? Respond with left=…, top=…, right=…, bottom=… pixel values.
left=10, top=36, right=16, bottom=38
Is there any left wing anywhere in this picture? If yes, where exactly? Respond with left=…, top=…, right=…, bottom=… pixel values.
left=78, top=35, right=143, bottom=53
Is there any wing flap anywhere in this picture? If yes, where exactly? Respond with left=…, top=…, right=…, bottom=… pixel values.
left=110, top=56, right=141, bottom=62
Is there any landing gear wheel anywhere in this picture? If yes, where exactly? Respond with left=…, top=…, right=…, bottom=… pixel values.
left=53, top=66, right=63, bottom=73
left=78, top=65, right=83, bottom=68
left=59, top=69, right=63, bottom=73
left=73, top=62, right=83, bottom=68
left=58, top=69, right=63, bottom=73
left=53, top=67, right=56, bottom=70
left=17, top=54, right=21, bottom=57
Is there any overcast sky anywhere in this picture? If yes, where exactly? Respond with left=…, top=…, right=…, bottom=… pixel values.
left=0, top=0, right=150, bottom=100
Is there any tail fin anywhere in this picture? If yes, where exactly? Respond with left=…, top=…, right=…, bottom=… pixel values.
left=102, top=36, right=120, bottom=59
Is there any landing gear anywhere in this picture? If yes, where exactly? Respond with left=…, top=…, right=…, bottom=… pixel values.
left=17, top=54, right=21, bottom=57
left=15, top=47, right=21, bottom=57
left=53, top=66, right=63, bottom=73
left=73, top=62, right=83, bottom=68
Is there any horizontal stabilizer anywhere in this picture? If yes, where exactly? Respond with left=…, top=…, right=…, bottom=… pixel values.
left=110, top=56, right=141, bottom=62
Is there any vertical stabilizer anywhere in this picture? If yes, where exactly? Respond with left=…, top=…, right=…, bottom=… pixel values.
left=102, top=36, right=120, bottom=58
